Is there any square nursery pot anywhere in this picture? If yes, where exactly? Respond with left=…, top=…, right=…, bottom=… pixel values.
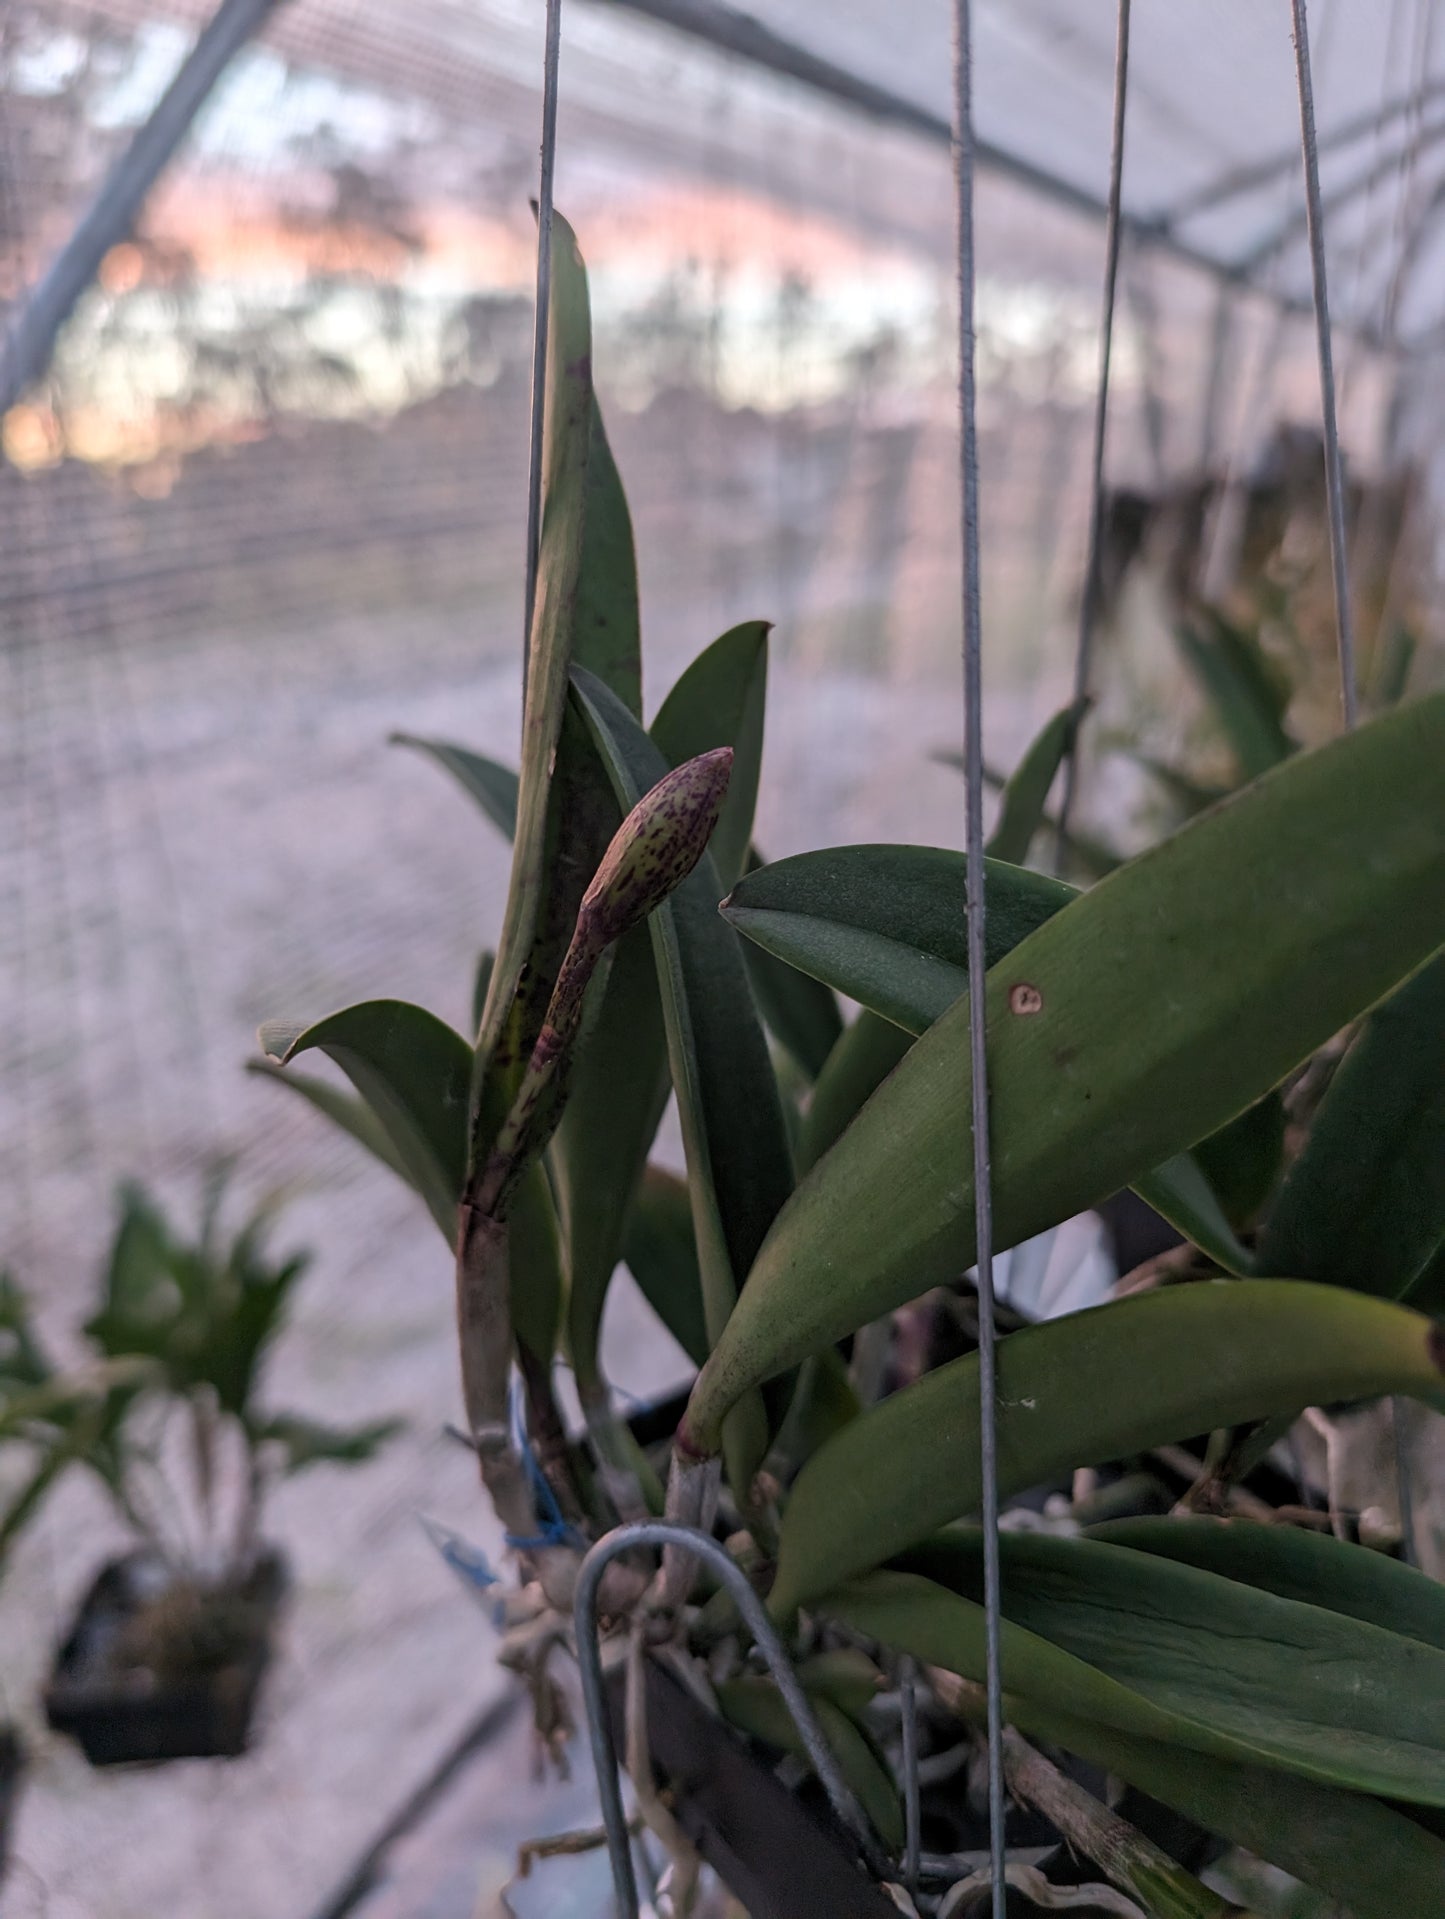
left=45, top=1549, right=288, bottom=1766
left=0, top=1727, right=21, bottom=1879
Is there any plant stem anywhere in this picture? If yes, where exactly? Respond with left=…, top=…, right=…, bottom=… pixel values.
left=578, top=1376, right=662, bottom=1518
left=931, top=1671, right=1242, bottom=1919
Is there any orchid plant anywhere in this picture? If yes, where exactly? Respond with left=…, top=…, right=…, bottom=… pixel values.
left=256, top=215, right=1445, bottom=1919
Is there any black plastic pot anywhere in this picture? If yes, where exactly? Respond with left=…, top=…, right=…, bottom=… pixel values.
left=45, top=1549, right=288, bottom=1766
left=0, top=1726, right=21, bottom=1880
left=607, top=1654, right=900, bottom=1919
left=607, top=1652, right=1223, bottom=1918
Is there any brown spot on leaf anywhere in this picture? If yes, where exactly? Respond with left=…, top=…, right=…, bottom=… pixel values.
left=1009, top=982, right=1044, bottom=1016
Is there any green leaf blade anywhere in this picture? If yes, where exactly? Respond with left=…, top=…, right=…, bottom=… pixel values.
left=261, top=1000, right=471, bottom=1235
left=714, top=1676, right=903, bottom=1851
left=825, top=1567, right=1445, bottom=1918
left=558, top=626, right=776, bottom=1393
left=986, top=698, right=1088, bottom=865
left=1085, top=1516, right=1445, bottom=1654
left=573, top=668, right=793, bottom=1484
left=904, top=1527, right=1445, bottom=1804
left=257, top=1001, right=558, bottom=1357
left=1258, top=949, right=1445, bottom=1298
left=621, top=1166, right=709, bottom=1368
left=692, top=696, right=1445, bottom=1440
left=388, top=735, right=519, bottom=842
left=768, top=1280, right=1445, bottom=1613
left=650, top=622, right=769, bottom=892
left=721, top=844, right=1075, bottom=1034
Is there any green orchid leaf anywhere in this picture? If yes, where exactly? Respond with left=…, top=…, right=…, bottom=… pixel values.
left=621, top=1165, right=709, bottom=1369
left=726, top=848, right=1249, bottom=1266
left=575, top=392, right=642, bottom=720
left=714, top=1676, right=903, bottom=1851
left=389, top=735, right=519, bottom=842
left=474, top=211, right=644, bottom=1167
left=689, top=696, right=1445, bottom=1448
left=986, top=698, right=1089, bottom=865
left=793, top=1648, right=885, bottom=1718
left=257, top=1001, right=556, bottom=1356
left=721, top=844, right=1074, bottom=1034
left=1258, top=950, right=1445, bottom=1299
left=475, top=212, right=598, bottom=1080
left=1191, top=1089, right=1286, bottom=1231
left=546, top=667, right=840, bottom=1121
left=1032, top=1715, right=1445, bottom=1919
left=573, top=667, right=792, bottom=1487
left=767, top=1281, right=1445, bottom=1614
left=745, top=950, right=843, bottom=1083
left=1085, top=1517, right=1445, bottom=1653
left=1130, top=1155, right=1255, bottom=1277
left=650, top=623, right=768, bottom=893
left=828, top=1568, right=1247, bottom=1766
left=558, top=627, right=775, bottom=1395
left=260, top=1001, right=470, bottom=1235
left=828, top=1569, right=1445, bottom=1916
left=799, top=1011, right=912, bottom=1175
left=555, top=923, right=669, bottom=1395
left=246, top=1059, right=411, bottom=1187
left=900, top=1527, right=1445, bottom=1805
left=738, top=851, right=842, bottom=1081
left=1177, top=610, right=1294, bottom=781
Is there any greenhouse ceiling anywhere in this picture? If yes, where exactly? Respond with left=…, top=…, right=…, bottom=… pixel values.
left=613, top=0, right=1445, bottom=348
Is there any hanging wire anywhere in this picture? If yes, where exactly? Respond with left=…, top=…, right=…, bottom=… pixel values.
left=573, top=1522, right=894, bottom=1919
left=1335, top=0, right=1412, bottom=403
left=900, top=1656, right=922, bottom=1895
left=1379, top=0, right=1445, bottom=346
left=1290, top=0, right=1360, bottom=727
left=522, top=0, right=564, bottom=700
left=950, top=5, right=1006, bottom=1915
left=1056, top=0, right=1132, bottom=848
left=1288, top=0, right=1417, bottom=1570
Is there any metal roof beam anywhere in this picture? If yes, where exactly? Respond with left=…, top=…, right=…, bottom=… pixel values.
left=0, top=0, right=288, bottom=414
left=591, top=0, right=1381, bottom=339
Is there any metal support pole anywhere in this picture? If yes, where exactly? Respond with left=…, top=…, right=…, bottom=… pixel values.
left=950, top=4, right=1006, bottom=1914
left=899, top=1656, right=922, bottom=1896
left=522, top=0, right=564, bottom=696
left=0, top=0, right=287, bottom=414
left=1290, top=0, right=1359, bottom=727
left=1056, top=0, right=1131, bottom=848
left=573, top=1522, right=893, bottom=1919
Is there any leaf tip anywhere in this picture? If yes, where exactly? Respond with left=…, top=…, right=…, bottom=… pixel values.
left=257, top=1018, right=305, bottom=1064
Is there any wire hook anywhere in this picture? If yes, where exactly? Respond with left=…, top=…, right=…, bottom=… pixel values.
left=573, top=1520, right=894, bottom=1917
